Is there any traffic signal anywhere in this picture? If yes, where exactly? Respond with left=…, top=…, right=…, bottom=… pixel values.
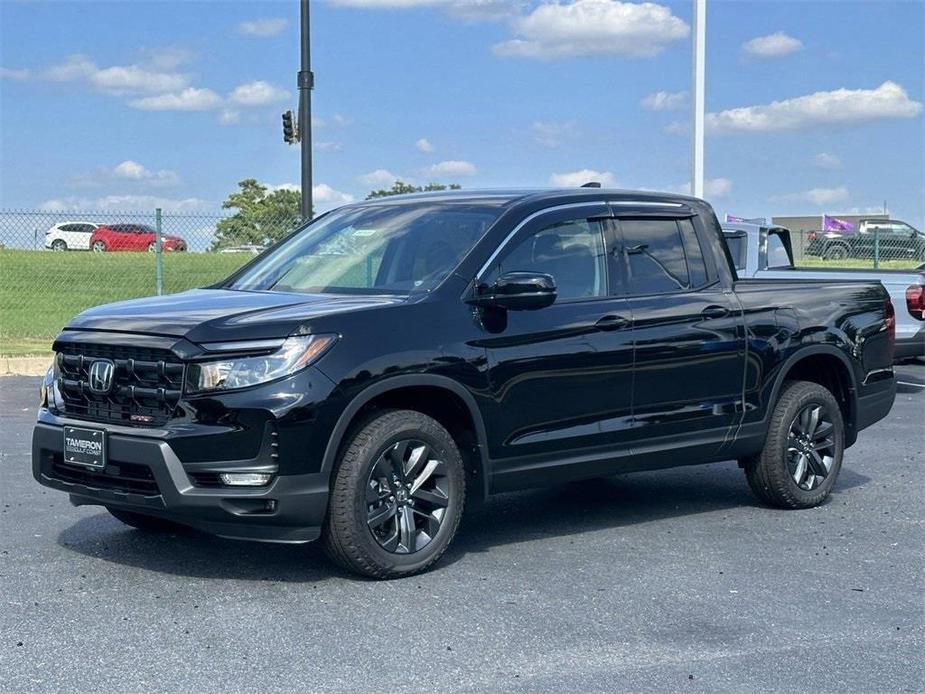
left=282, top=110, right=299, bottom=144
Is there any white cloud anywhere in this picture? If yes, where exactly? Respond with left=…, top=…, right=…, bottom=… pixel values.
left=706, top=81, right=922, bottom=134
left=493, top=0, right=689, bottom=59
left=43, top=54, right=190, bottom=95
left=679, top=177, right=733, bottom=198
left=416, top=138, right=435, bottom=153
left=0, top=66, right=31, bottom=80
left=219, top=109, right=241, bottom=125
left=447, top=0, right=525, bottom=21
left=238, top=18, right=289, bottom=36
left=113, top=160, right=180, bottom=185
left=742, top=32, right=803, bottom=59
left=803, top=186, right=850, bottom=206
left=641, top=90, right=687, bottom=111
left=774, top=186, right=850, bottom=206
left=550, top=169, right=616, bottom=187
left=140, top=47, right=195, bottom=71
left=128, top=87, right=223, bottom=111
left=312, top=114, right=352, bottom=129
left=328, top=0, right=442, bottom=6
left=811, top=152, right=842, bottom=170
left=359, top=169, right=401, bottom=186
left=39, top=195, right=211, bottom=213
left=428, top=160, right=477, bottom=176
left=313, top=183, right=356, bottom=205
left=228, top=80, right=290, bottom=106
left=530, top=120, right=579, bottom=148
left=71, top=160, right=180, bottom=187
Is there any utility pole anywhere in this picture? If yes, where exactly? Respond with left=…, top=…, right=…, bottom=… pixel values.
left=299, top=0, right=314, bottom=220
left=691, top=0, right=706, bottom=199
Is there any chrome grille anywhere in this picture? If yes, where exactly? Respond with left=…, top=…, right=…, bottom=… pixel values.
left=55, top=344, right=184, bottom=426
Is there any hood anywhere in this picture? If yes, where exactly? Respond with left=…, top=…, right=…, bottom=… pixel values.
left=64, top=288, right=406, bottom=344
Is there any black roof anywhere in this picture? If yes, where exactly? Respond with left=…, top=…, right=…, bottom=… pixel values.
left=348, top=187, right=702, bottom=209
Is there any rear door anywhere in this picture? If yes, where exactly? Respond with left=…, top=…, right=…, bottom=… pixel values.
left=611, top=214, right=746, bottom=456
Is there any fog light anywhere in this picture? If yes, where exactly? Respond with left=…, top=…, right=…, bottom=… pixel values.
left=219, top=472, right=274, bottom=487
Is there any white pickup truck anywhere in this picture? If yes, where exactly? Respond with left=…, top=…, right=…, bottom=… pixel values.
left=723, top=222, right=924, bottom=362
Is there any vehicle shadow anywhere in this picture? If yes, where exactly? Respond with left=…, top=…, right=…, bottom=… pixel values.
left=56, top=461, right=871, bottom=581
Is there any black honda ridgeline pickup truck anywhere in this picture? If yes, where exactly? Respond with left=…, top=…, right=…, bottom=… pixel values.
left=34, top=190, right=897, bottom=578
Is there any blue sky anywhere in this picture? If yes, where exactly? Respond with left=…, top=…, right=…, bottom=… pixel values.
left=1, top=0, right=923, bottom=227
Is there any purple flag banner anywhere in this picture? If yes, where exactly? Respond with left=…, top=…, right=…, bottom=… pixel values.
left=823, top=214, right=854, bottom=232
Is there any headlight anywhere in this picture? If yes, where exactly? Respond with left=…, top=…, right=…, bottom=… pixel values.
left=187, top=334, right=336, bottom=393
left=40, top=365, right=54, bottom=407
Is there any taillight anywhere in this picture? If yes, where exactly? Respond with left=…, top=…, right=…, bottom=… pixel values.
left=808, top=231, right=817, bottom=241
left=906, top=285, right=925, bottom=321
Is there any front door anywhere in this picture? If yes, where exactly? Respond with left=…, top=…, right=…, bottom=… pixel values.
left=478, top=205, right=635, bottom=487
left=612, top=215, right=746, bottom=456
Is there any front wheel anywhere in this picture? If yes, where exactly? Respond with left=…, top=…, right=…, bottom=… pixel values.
left=50, top=239, right=67, bottom=251
left=91, top=240, right=107, bottom=253
left=744, top=380, right=845, bottom=509
left=324, top=410, right=465, bottom=579
left=823, top=244, right=849, bottom=261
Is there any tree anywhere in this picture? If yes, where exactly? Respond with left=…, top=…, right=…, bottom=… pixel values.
left=366, top=181, right=461, bottom=200
left=211, top=179, right=306, bottom=251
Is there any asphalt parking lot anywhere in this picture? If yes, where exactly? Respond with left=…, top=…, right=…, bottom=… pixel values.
left=1, top=367, right=923, bottom=693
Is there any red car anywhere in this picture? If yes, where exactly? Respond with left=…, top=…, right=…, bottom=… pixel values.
left=89, top=224, right=187, bottom=253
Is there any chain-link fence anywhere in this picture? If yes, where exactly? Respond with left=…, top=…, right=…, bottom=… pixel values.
left=0, top=208, right=304, bottom=356
left=791, top=227, right=925, bottom=269
left=2, top=208, right=923, bottom=357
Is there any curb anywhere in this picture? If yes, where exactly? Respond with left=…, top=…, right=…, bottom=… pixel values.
left=2, top=356, right=52, bottom=377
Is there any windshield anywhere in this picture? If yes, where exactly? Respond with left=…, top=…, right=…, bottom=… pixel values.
left=225, top=202, right=504, bottom=294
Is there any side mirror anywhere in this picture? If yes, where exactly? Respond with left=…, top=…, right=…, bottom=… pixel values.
left=468, top=271, right=557, bottom=311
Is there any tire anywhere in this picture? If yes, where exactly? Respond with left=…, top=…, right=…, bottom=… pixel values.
left=324, top=409, right=466, bottom=579
left=91, top=240, right=107, bottom=253
left=107, top=507, right=182, bottom=532
left=823, top=244, right=849, bottom=261
left=147, top=242, right=156, bottom=252
left=50, top=239, right=67, bottom=252
left=744, top=380, right=845, bottom=509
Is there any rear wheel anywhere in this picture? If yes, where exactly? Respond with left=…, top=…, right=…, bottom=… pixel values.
left=107, top=507, right=182, bottom=532
left=823, top=244, right=849, bottom=261
left=91, top=240, right=107, bottom=253
left=744, top=380, right=845, bottom=509
left=147, top=241, right=157, bottom=252
left=50, top=239, right=67, bottom=251
left=324, top=410, right=465, bottom=579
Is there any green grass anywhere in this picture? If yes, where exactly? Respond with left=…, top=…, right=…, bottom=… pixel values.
left=0, top=249, right=249, bottom=356
left=796, top=257, right=921, bottom=270
left=2, top=247, right=920, bottom=358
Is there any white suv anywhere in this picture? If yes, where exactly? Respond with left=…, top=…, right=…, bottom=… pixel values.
left=45, top=222, right=100, bottom=251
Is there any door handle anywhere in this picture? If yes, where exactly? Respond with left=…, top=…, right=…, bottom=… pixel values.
left=701, top=305, right=730, bottom=320
left=594, top=314, right=630, bottom=331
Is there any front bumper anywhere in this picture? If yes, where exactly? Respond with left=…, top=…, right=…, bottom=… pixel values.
left=32, top=419, right=329, bottom=543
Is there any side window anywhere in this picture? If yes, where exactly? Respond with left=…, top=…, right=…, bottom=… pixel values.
left=723, top=233, right=747, bottom=271
left=80, top=224, right=96, bottom=234
left=767, top=231, right=793, bottom=267
left=60, top=224, right=78, bottom=232
left=619, top=219, right=690, bottom=295
left=678, top=218, right=709, bottom=287
left=487, top=219, right=607, bottom=301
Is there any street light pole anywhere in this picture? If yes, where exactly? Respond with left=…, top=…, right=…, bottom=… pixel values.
left=299, top=0, right=314, bottom=220
left=691, top=0, right=706, bottom=199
